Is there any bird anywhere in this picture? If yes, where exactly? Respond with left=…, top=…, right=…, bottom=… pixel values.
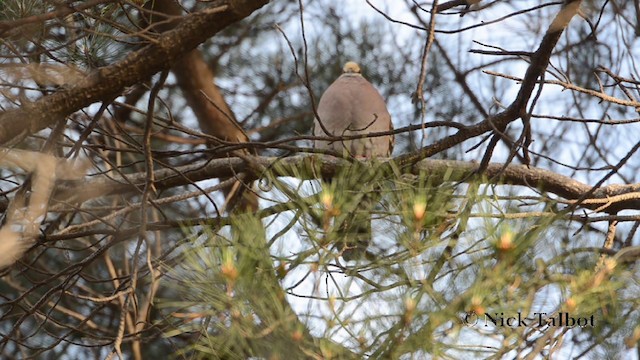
left=313, top=61, right=394, bottom=260
left=314, top=61, right=394, bottom=158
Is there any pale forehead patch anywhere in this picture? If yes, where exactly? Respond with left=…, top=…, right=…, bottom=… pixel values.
left=342, top=61, right=361, bottom=74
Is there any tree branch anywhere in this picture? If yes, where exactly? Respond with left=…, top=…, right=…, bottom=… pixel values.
left=0, top=0, right=270, bottom=145
left=396, top=0, right=583, bottom=166
left=50, top=155, right=640, bottom=214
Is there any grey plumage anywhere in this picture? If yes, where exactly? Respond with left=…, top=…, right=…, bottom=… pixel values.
left=314, top=61, right=394, bottom=260
left=314, top=61, right=393, bottom=158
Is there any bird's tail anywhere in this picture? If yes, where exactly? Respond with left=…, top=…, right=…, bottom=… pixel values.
left=332, top=163, right=384, bottom=261
left=339, top=190, right=379, bottom=261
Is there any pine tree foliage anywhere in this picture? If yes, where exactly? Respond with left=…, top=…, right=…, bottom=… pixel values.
left=0, top=0, right=638, bottom=359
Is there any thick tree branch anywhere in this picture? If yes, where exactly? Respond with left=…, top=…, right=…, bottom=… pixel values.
left=0, top=0, right=270, bottom=145
left=435, top=0, right=481, bottom=13
left=51, top=155, right=640, bottom=214
left=396, top=0, right=583, bottom=166
left=147, top=0, right=259, bottom=211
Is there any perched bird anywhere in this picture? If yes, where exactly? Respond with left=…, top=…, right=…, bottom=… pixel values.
left=314, top=61, right=394, bottom=158
left=313, top=61, right=394, bottom=260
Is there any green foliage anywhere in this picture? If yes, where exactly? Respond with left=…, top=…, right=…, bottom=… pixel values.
left=161, top=215, right=314, bottom=359
left=159, top=165, right=636, bottom=358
